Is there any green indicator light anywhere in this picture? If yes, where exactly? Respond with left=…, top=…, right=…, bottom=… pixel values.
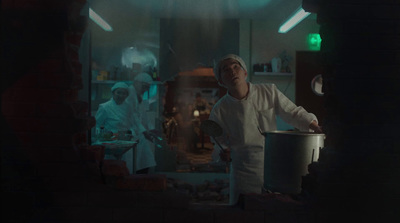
left=308, top=33, right=321, bottom=51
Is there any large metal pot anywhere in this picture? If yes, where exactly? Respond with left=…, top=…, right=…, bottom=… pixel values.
left=262, top=131, right=325, bottom=194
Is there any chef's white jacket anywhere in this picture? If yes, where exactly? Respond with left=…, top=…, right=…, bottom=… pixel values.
left=95, top=98, right=142, bottom=173
left=95, top=99, right=138, bottom=134
left=126, top=85, right=157, bottom=171
left=209, top=83, right=317, bottom=205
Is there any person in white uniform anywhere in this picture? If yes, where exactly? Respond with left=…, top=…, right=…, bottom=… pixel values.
left=209, top=54, right=323, bottom=205
left=126, top=72, right=157, bottom=174
left=95, top=82, right=142, bottom=174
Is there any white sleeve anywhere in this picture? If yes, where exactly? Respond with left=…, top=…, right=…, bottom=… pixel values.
left=95, top=104, right=107, bottom=130
left=127, top=87, right=147, bottom=135
left=272, top=84, right=317, bottom=131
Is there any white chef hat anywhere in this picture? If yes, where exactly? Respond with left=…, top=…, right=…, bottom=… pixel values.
left=111, top=82, right=129, bottom=93
left=214, top=54, right=247, bottom=81
left=134, top=72, right=153, bottom=85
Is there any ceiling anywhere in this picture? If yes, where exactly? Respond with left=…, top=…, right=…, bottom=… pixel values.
left=87, top=0, right=318, bottom=78
left=89, top=0, right=313, bottom=28
left=88, top=0, right=317, bottom=49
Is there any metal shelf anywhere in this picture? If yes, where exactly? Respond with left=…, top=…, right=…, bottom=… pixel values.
left=91, top=80, right=162, bottom=84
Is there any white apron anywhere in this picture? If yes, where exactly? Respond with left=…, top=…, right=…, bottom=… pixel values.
left=127, top=85, right=156, bottom=171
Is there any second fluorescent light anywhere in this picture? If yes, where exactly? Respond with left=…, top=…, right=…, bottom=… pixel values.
left=89, top=8, right=113, bottom=32
left=278, top=7, right=310, bottom=33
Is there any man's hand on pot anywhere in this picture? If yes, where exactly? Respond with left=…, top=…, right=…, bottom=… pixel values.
left=309, top=120, right=323, bottom=133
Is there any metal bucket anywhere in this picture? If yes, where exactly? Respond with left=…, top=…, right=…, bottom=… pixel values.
left=262, top=131, right=325, bottom=194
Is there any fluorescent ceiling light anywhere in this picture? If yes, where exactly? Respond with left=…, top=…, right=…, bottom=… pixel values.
left=278, top=7, right=310, bottom=33
left=89, top=8, right=113, bottom=31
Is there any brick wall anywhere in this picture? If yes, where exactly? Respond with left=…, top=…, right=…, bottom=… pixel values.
left=1, top=0, right=97, bottom=222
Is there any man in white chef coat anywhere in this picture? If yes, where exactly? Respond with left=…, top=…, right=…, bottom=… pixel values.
left=209, top=54, right=323, bottom=205
left=126, top=72, right=157, bottom=174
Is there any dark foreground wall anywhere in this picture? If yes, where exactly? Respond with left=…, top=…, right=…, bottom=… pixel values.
left=303, top=0, right=400, bottom=222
